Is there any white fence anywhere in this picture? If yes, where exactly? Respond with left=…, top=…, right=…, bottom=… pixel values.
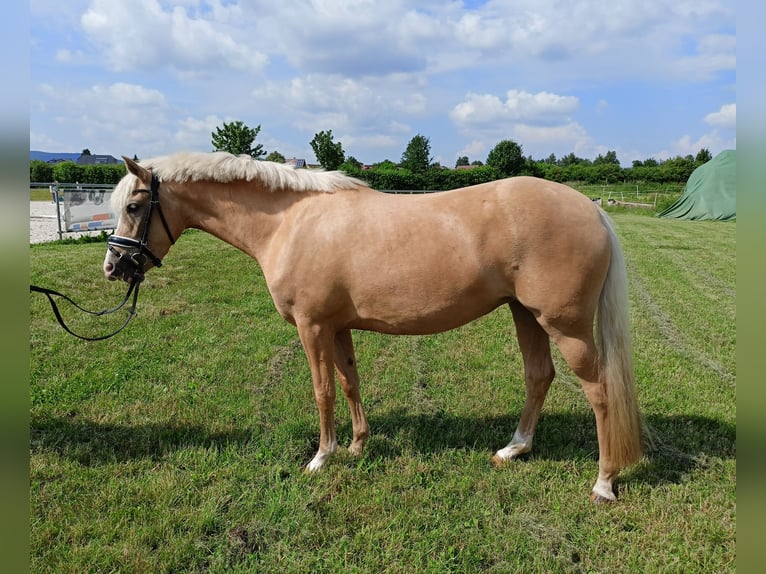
left=573, top=183, right=684, bottom=207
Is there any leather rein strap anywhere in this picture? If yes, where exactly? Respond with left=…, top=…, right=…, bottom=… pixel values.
left=29, top=282, right=140, bottom=341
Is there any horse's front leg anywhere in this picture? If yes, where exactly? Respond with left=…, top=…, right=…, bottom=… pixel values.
left=297, top=323, right=338, bottom=472
left=334, top=329, right=369, bottom=456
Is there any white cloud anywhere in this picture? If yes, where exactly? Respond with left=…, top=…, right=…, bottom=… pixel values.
left=81, top=0, right=267, bottom=73
left=35, top=81, right=172, bottom=156
left=449, top=88, right=595, bottom=161
left=457, top=140, right=486, bottom=161
left=650, top=103, right=736, bottom=161
left=704, top=103, right=736, bottom=129
left=673, top=33, right=735, bottom=80
left=31, top=1, right=736, bottom=164
left=513, top=122, right=589, bottom=145
left=72, top=0, right=735, bottom=83
left=100, top=82, right=167, bottom=107
left=670, top=131, right=735, bottom=158
left=341, top=133, right=400, bottom=152
left=453, top=12, right=512, bottom=51
left=173, top=115, right=223, bottom=149
left=54, top=49, right=80, bottom=63
left=450, top=90, right=579, bottom=128
left=252, top=74, right=427, bottom=140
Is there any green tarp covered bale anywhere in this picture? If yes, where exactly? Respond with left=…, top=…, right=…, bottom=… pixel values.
left=658, top=149, right=736, bottom=221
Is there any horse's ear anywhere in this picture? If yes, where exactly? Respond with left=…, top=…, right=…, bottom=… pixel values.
left=122, top=155, right=151, bottom=182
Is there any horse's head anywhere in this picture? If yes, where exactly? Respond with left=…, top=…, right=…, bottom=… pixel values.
left=103, top=156, right=177, bottom=284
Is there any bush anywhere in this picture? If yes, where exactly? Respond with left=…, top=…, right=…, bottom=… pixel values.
left=52, top=161, right=84, bottom=184
left=30, top=160, right=54, bottom=183
left=31, top=162, right=126, bottom=184
left=654, top=193, right=683, bottom=214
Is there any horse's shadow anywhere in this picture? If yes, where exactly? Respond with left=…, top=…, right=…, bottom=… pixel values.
left=31, top=410, right=734, bottom=489
left=357, top=409, right=735, bottom=487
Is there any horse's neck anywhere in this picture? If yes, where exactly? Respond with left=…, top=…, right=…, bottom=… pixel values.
left=178, top=180, right=296, bottom=262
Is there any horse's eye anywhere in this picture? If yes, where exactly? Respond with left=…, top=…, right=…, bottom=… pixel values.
left=126, top=203, right=140, bottom=214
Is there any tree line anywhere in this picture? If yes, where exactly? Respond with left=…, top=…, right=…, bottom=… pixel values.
left=30, top=119, right=713, bottom=189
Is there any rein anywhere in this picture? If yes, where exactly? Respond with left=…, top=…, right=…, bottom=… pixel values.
left=31, top=172, right=175, bottom=341
left=29, top=282, right=141, bottom=341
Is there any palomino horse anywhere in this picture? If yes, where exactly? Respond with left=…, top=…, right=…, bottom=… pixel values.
left=103, top=152, right=643, bottom=501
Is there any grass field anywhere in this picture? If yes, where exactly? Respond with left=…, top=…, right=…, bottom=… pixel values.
left=30, top=213, right=735, bottom=573
left=31, top=188, right=52, bottom=202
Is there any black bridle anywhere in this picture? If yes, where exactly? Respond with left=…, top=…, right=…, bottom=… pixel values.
left=107, top=172, right=175, bottom=276
left=30, top=172, right=175, bottom=341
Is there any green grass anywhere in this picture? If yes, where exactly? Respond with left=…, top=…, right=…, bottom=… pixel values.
left=30, top=216, right=735, bottom=573
left=31, top=188, right=54, bottom=201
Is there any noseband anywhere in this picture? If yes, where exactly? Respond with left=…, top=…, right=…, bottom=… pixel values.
left=107, top=172, right=175, bottom=278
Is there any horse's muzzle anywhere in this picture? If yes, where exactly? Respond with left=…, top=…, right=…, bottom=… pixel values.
left=104, top=246, right=146, bottom=284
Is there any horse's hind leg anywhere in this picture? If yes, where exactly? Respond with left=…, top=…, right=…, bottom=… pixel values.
left=333, top=329, right=370, bottom=456
left=551, top=330, right=620, bottom=502
left=493, top=301, right=555, bottom=465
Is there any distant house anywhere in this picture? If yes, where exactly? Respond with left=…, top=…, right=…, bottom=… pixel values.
left=76, top=154, right=120, bottom=165
left=285, top=158, right=307, bottom=168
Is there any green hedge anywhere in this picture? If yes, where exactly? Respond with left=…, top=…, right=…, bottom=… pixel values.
left=343, top=161, right=695, bottom=191
left=343, top=164, right=503, bottom=191
left=31, top=156, right=696, bottom=190
left=30, top=160, right=127, bottom=184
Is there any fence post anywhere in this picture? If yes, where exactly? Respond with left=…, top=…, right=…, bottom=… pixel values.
left=55, top=193, right=63, bottom=240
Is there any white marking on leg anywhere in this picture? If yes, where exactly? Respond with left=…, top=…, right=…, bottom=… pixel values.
left=305, top=441, right=337, bottom=472
left=494, top=430, right=533, bottom=461
left=591, top=476, right=617, bottom=502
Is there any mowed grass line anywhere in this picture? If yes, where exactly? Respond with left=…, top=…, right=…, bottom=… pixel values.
left=30, top=216, right=735, bottom=573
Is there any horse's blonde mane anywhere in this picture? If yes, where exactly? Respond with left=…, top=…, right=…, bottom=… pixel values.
left=111, top=151, right=366, bottom=211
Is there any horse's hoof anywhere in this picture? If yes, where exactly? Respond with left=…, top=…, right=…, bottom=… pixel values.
left=348, top=441, right=366, bottom=457
left=590, top=491, right=616, bottom=504
left=491, top=454, right=507, bottom=468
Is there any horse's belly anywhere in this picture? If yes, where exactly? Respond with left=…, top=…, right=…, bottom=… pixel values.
left=348, top=279, right=512, bottom=335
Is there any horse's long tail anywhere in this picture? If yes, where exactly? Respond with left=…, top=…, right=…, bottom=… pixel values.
left=596, top=210, right=643, bottom=468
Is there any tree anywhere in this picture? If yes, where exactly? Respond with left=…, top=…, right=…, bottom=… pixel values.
left=343, top=156, right=362, bottom=169
left=486, top=139, right=524, bottom=177
left=265, top=150, right=286, bottom=163
left=400, top=134, right=432, bottom=173
left=455, top=156, right=469, bottom=167
left=594, top=150, right=620, bottom=165
left=695, top=148, right=712, bottom=164
left=81, top=148, right=91, bottom=156
left=310, top=130, right=345, bottom=170
left=642, top=157, right=659, bottom=168
left=211, top=120, right=266, bottom=158
left=559, top=152, right=581, bottom=167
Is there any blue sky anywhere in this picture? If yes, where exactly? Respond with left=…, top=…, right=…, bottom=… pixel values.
left=30, top=0, right=735, bottom=167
